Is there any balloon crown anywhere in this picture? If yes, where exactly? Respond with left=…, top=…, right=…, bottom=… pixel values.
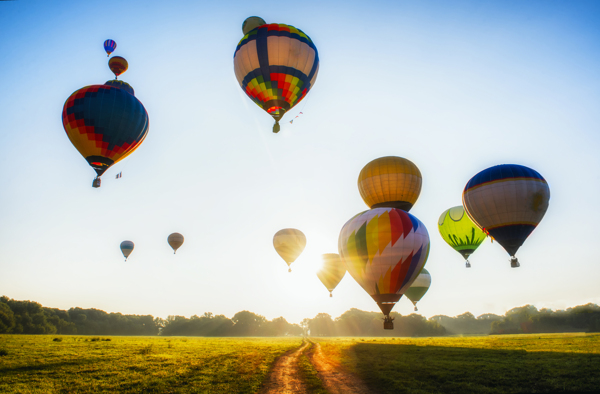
left=104, top=80, right=135, bottom=96
left=242, top=16, right=267, bottom=35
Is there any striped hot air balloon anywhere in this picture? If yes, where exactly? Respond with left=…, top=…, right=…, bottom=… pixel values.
left=339, top=208, right=430, bottom=327
left=463, top=164, right=550, bottom=267
left=109, top=56, right=128, bottom=79
left=104, top=39, right=116, bottom=56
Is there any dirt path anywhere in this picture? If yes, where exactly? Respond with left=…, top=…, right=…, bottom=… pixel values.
left=259, top=340, right=311, bottom=394
left=307, top=341, right=371, bottom=394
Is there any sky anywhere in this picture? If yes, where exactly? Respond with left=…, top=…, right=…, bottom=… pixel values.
left=0, top=0, right=599, bottom=325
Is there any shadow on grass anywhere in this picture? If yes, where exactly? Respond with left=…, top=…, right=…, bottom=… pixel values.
left=350, top=343, right=600, bottom=394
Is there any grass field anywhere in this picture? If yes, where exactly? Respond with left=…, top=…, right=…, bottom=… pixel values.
left=2, top=333, right=599, bottom=393
left=314, top=333, right=600, bottom=394
left=0, top=335, right=301, bottom=393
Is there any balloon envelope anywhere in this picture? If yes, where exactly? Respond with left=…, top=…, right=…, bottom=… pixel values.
left=62, top=84, right=149, bottom=181
left=463, top=164, right=550, bottom=260
left=273, top=229, right=306, bottom=270
left=404, top=268, right=431, bottom=310
left=234, top=20, right=319, bottom=132
left=358, top=157, right=422, bottom=211
left=317, top=253, right=346, bottom=296
left=109, top=56, right=128, bottom=79
left=168, top=233, right=184, bottom=254
left=104, top=39, right=116, bottom=56
left=339, top=208, right=430, bottom=317
left=438, top=206, right=487, bottom=263
left=120, top=240, right=134, bottom=260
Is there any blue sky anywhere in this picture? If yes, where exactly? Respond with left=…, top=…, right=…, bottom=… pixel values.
left=1, top=0, right=599, bottom=324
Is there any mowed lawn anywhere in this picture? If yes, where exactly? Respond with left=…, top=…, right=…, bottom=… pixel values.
left=315, top=333, right=600, bottom=394
left=0, top=335, right=301, bottom=393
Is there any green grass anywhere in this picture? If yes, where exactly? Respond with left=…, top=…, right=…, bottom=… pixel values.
left=0, top=335, right=301, bottom=393
left=314, top=333, right=600, bottom=394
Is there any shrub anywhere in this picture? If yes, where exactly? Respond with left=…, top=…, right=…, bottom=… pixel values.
left=139, top=345, right=154, bottom=355
left=53, top=338, right=63, bottom=342
left=0, top=349, right=7, bottom=356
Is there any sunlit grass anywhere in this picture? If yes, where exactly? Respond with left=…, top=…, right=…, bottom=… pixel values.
left=0, top=335, right=301, bottom=393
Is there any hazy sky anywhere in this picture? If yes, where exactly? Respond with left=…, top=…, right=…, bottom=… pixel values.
left=1, top=0, right=599, bottom=324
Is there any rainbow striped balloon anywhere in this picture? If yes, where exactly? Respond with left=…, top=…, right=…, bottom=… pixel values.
left=338, top=208, right=430, bottom=315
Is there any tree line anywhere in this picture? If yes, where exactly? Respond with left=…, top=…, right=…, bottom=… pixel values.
left=1, top=295, right=598, bottom=336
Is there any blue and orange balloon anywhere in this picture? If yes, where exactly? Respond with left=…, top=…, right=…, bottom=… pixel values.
left=104, top=39, right=116, bottom=57
left=62, top=83, right=149, bottom=187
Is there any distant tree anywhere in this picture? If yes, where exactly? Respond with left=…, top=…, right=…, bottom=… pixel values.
left=309, top=313, right=336, bottom=336
left=231, top=311, right=266, bottom=336
left=0, top=301, right=15, bottom=333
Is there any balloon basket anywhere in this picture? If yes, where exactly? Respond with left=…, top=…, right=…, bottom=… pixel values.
left=414, top=306, right=418, bottom=311
left=329, top=293, right=332, bottom=298
left=466, top=261, right=471, bottom=268
left=383, top=315, right=394, bottom=330
left=510, top=257, right=520, bottom=268
left=92, top=177, right=101, bottom=188
left=273, top=122, right=280, bottom=133
left=288, top=268, right=291, bottom=273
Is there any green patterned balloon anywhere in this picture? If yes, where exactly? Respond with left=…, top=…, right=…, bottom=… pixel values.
left=438, top=206, right=487, bottom=268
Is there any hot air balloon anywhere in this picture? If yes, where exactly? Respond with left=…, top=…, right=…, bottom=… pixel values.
left=358, top=156, right=422, bottom=211
left=104, top=79, right=135, bottom=95
left=438, top=206, right=487, bottom=268
left=317, top=253, right=346, bottom=297
left=120, top=240, right=134, bottom=261
left=463, top=164, right=550, bottom=268
left=234, top=16, right=319, bottom=133
left=339, top=208, right=430, bottom=329
left=273, top=229, right=306, bottom=272
left=109, top=56, right=128, bottom=79
left=104, top=39, right=116, bottom=57
left=62, top=82, right=149, bottom=187
left=168, top=233, right=184, bottom=254
left=404, top=268, right=431, bottom=311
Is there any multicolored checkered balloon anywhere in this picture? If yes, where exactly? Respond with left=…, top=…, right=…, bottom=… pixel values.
left=234, top=18, right=319, bottom=133
left=62, top=84, right=149, bottom=187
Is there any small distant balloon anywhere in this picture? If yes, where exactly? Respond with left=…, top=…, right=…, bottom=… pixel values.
left=273, top=229, right=307, bottom=272
left=168, top=233, right=184, bottom=254
left=109, top=56, right=128, bottom=79
left=104, top=39, right=117, bottom=57
left=317, top=253, right=346, bottom=297
left=120, top=241, right=134, bottom=261
left=404, top=268, right=431, bottom=311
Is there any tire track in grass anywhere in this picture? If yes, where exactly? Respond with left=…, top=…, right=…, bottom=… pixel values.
left=259, top=339, right=310, bottom=394
left=308, top=341, right=370, bottom=394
